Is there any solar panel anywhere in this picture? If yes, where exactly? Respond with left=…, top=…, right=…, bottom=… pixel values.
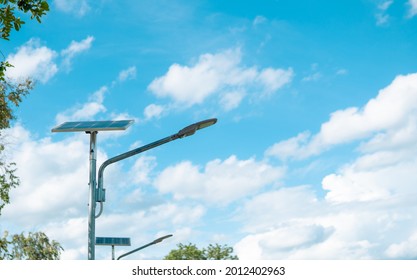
left=51, top=120, right=134, bottom=133
left=96, top=237, right=131, bottom=246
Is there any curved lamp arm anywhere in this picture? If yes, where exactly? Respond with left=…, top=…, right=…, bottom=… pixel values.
left=95, top=119, right=217, bottom=213
left=117, top=234, right=173, bottom=260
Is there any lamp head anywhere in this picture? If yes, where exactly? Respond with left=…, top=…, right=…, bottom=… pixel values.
left=152, top=234, right=173, bottom=244
left=177, top=118, right=217, bottom=138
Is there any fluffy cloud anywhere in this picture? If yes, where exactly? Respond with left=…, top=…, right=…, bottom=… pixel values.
left=55, top=86, right=108, bottom=124
left=6, top=36, right=94, bottom=83
left=117, top=66, right=137, bottom=82
left=6, top=39, right=58, bottom=83
left=126, top=155, right=157, bottom=186
left=265, top=132, right=311, bottom=161
left=219, top=90, right=246, bottom=111
left=2, top=125, right=90, bottom=226
left=235, top=224, right=333, bottom=259
left=154, top=155, right=285, bottom=205
left=148, top=48, right=293, bottom=110
left=322, top=158, right=417, bottom=204
left=61, top=36, right=94, bottom=70
left=266, top=73, right=417, bottom=160
left=385, top=231, right=417, bottom=259
left=143, top=104, right=165, bottom=121
left=238, top=186, right=321, bottom=232
left=235, top=182, right=417, bottom=259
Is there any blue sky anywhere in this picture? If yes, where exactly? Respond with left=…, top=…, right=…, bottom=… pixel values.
left=2, top=0, right=417, bottom=260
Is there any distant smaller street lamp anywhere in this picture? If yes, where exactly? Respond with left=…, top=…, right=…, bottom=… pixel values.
left=117, top=234, right=173, bottom=260
left=96, top=237, right=131, bottom=260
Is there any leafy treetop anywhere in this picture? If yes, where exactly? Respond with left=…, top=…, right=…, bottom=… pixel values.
left=164, top=243, right=239, bottom=260
left=0, top=231, right=63, bottom=260
left=0, top=0, right=49, bottom=40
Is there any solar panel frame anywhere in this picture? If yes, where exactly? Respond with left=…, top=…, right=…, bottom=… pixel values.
left=51, top=120, right=134, bottom=133
left=95, top=237, right=131, bottom=246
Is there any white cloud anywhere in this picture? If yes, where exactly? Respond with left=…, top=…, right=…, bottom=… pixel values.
left=54, top=0, right=90, bottom=17
left=238, top=186, right=321, bottom=232
left=407, top=0, right=417, bottom=18
left=61, top=36, right=95, bottom=70
left=143, top=104, right=165, bottom=120
left=154, top=155, right=285, bottom=205
left=375, top=0, right=393, bottom=25
left=235, top=224, right=333, bottom=259
left=148, top=49, right=241, bottom=106
left=55, top=86, right=108, bottom=124
left=148, top=48, right=293, bottom=110
left=6, top=39, right=58, bottom=83
left=235, top=180, right=417, bottom=259
left=128, top=156, right=157, bottom=185
left=5, top=36, right=94, bottom=83
left=322, top=132, right=417, bottom=204
left=42, top=217, right=87, bottom=260
left=379, top=0, right=393, bottom=10
left=220, top=91, right=246, bottom=111
left=2, top=125, right=90, bottom=226
left=265, top=131, right=311, bottom=161
left=117, top=66, right=137, bottom=82
left=258, top=67, right=294, bottom=93
left=385, top=231, right=417, bottom=259
left=267, top=73, right=417, bottom=160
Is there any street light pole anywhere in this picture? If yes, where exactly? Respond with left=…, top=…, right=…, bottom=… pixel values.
left=88, top=131, right=98, bottom=260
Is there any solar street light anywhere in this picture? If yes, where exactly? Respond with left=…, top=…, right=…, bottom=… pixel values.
left=51, top=118, right=217, bottom=260
left=96, top=237, right=131, bottom=260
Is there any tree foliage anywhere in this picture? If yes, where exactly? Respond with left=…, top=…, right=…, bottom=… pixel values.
left=205, top=243, right=238, bottom=260
left=0, top=231, right=62, bottom=260
left=0, top=0, right=62, bottom=260
left=164, top=243, right=238, bottom=260
left=0, top=0, right=45, bottom=214
left=0, top=0, right=49, bottom=40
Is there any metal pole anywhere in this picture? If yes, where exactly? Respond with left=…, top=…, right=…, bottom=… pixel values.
left=88, top=131, right=98, bottom=260
left=112, top=245, right=115, bottom=260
